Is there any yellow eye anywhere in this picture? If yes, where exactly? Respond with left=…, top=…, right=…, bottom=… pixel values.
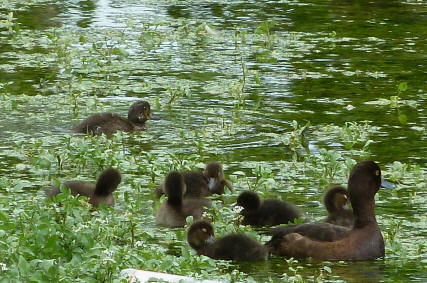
left=375, top=170, right=380, bottom=176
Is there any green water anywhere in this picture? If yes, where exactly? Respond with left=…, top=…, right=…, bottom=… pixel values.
left=0, top=0, right=426, bottom=282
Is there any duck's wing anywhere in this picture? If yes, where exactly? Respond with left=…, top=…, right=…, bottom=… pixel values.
left=269, top=222, right=351, bottom=243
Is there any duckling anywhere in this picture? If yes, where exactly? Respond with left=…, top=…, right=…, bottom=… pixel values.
left=236, top=191, right=302, bottom=227
left=156, top=162, right=233, bottom=199
left=155, top=171, right=211, bottom=227
left=45, top=168, right=121, bottom=207
left=324, top=186, right=354, bottom=228
left=187, top=220, right=268, bottom=261
left=267, top=161, right=387, bottom=260
left=73, top=100, right=152, bottom=136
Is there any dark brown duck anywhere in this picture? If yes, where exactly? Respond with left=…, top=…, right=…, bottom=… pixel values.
left=267, top=161, right=386, bottom=260
left=73, top=100, right=152, bottom=136
left=45, top=168, right=121, bottom=207
left=187, top=220, right=268, bottom=261
left=237, top=191, right=302, bottom=227
left=155, top=171, right=211, bottom=227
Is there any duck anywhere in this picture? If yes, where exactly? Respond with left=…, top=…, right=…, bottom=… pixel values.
left=45, top=168, right=121, bottom=207
left=266, top=161, right=386, bottom=260
left=187, top=220, right=268, bottom=261
left=155, top=162, right=234, bottom=199
left=155, top=171, right=211, bottom=227
left=73, top=100, right=152, bottom=136
left=324, top=186, right=354, bottom=228
left=236, top=191, right=302, bottom=227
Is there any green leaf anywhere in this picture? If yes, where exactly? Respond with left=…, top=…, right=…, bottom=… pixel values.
left=398, top=114, right=408, bottom=124
left=324, top=266, right=332, bottom=273
left=18, top=255, right=30, bottom=276
left=398, top=82, right=408, bottom=92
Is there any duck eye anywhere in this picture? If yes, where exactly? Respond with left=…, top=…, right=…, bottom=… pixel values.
left=375, top=170, right=380, bottom=176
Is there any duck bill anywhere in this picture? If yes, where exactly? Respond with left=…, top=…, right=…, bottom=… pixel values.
left=150, top=113, right=161, bottom=120
left=381, top=179, right=397, bottom=189
left=208, top=178, right=216, bottom=191
left=206, top=235, right=215, bottom=244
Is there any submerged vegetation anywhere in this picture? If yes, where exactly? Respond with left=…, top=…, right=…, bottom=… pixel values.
left=0, top=0, right=426, bottom=282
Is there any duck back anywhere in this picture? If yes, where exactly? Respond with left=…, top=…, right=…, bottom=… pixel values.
left=73, top=113, right=134, bottom=135
left=46, top=181, right=115, bottom=207
left=202, top=234, right=268, bottom=261
left=242, top=199, right=302, bottom=226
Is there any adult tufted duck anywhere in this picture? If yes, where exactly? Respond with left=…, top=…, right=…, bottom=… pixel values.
left=267, top=161, right=386, bottom=260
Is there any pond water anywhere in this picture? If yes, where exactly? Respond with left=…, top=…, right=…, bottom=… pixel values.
left=0, top=0, right=426, bottom=282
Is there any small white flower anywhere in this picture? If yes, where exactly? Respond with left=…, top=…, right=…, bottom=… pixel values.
left=0, top=262, right=8, bottom=271
left=233, top=205, right=243, bottom=214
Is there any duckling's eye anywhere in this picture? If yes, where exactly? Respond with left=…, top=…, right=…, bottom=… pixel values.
left=375, top=170, right=380, bottom=176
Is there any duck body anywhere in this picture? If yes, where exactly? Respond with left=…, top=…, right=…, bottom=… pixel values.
left=237, top=191, right=302, bottom=227
left=155, top=199, right=211, bottom=227
left=73, top=101, right=151, bottom=136
left=324, top=186, right=354, bottom=228
left=46, top=168, right=121, bottom=207
left=268, top=161, right=385, bottom=260
left=187, top=220, right=268, bottom=261
left=155, top=171, right=211, bottom=227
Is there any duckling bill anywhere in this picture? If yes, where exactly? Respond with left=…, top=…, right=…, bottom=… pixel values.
left=187, top=220, right=268, bottom=261
left=45, top=168, right=121, bottom=207
left=73, top=100, right=152, bottom=136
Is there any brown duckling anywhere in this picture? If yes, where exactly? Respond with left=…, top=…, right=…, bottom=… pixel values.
left=267, top=161, right=387, bottom=260
left=45, top=168, right=121, bottom=207
left=187, top=220, right=268, bottom=261
left=236, top=191, right=302, bottom=227
left=73, top=100, right=152, bottom=136
left=324, top=186, right=354, bottom=228
left=156, top=162, right=233, bottom=199
left=155, top=171, right=211, bottom=227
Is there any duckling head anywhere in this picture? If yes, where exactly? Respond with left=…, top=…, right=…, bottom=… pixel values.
left=128, top=101, right=152, bottom=125
left=204, top=162, right=224, bottom=191
left=324, top=186, right=349, bottom=213
left=187, top=220, right=215, bottom=250
left=236, top=191, right=261, bottom=211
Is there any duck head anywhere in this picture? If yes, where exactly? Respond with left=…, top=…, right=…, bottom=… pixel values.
left=236, top=191, right=261, bottom=211
left=324, top=186, right=349, bottom=213
left=187, top=220, right=215, bottom=251
left=204, top=162, right=225, bottom=192
left=348, top=161, right=382, bottom=227
left=128, top=101, right=152, bottom=126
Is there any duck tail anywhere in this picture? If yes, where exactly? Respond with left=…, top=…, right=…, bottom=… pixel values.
left=95, top=168, right=121, bottom=195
